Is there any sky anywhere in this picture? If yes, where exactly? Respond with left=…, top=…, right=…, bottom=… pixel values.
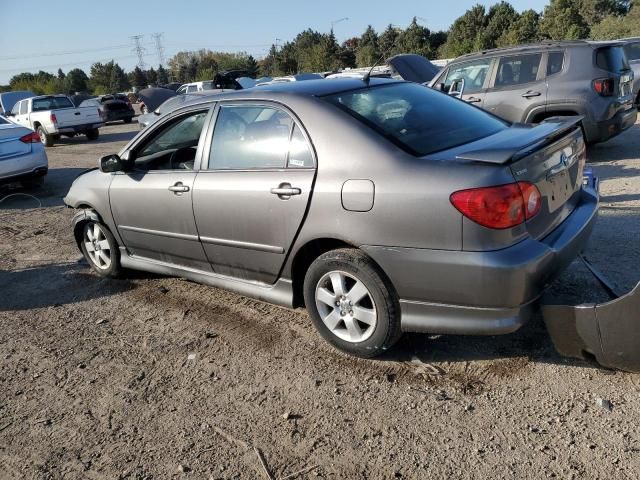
left=0, top=0, right=548, bottom=84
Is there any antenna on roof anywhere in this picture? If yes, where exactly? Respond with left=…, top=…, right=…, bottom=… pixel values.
left=363, top=54, right=387, bottom=85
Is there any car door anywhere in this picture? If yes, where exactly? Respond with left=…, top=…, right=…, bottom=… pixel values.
left=483, top=52, right=546, bottom=123
left=12, top=100, right=29, bottom=128
left=436, top=58, right=494, bottom=107
left=109, top=107, right=213, bottom=271
left=192, top=103, right=315, bottom=284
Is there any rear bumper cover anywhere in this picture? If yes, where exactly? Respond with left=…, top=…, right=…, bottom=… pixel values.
left=0, top=149, right=49, bottom=184
left=363, top=187, right=599, bottom=335
left=587, top=107, right=637, bottom=143
left=543, top=281, right=640, bottom=372
left=56, top=123, right=103, bottom=134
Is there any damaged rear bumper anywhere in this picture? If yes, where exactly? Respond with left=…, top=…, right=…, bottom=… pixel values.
left=543, top=276, right=640, bottom=373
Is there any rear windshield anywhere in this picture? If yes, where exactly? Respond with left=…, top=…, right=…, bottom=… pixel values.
left=595, top=46, right=630, bottom=72
left=32, top=96, right=74, bottom=112
left=624, top=43, right=640, bottom=61
left=323, top=83, right=507, bottom=156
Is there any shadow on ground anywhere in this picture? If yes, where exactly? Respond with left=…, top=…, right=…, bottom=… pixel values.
left=0, top=167, right=89, bottom=209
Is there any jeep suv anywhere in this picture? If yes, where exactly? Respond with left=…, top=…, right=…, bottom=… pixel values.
left=429, top=41, right=637, bottom=144
left=619, top=37, right=640, bottom=108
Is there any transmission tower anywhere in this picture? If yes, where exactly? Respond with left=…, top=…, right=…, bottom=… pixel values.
left=130, top=35, right=146, bottom=68
left=152, top=32, right=165, bottom=66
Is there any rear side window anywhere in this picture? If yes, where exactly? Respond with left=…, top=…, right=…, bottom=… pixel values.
left=209, top=105, right=293, bottom=169
left=443, top=58, right=492, bottom=93
left=596, top=46, right=630, bottom=72
left=324, top=83, right=507, bottom=156
left=547, top=52, right=564, bottom=76
left=623, top=43, right=640, bottom=61
left=32, top=97, right=74, bottom=111
left=495, top=53, right=542, bottom=86
left=288, top=125, right=314, bottom=168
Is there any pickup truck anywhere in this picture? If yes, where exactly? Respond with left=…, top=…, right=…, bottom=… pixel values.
left=7, top=94, right=103, bottom=147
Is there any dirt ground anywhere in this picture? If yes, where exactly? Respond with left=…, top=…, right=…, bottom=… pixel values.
left=1, top=118, right=639, bottom=480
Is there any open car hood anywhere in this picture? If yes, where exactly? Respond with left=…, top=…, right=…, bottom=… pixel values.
left=387, top=54, right=440, bottom=84
left=137, top=88, right=177, bottom=112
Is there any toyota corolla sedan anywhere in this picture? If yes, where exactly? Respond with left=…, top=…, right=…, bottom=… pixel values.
left=64, top=78, right=598, bottom=357
left=0, top=115, right=48, bottom=187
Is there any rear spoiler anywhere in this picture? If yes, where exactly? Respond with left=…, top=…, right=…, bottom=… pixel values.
left=455, top=116, right=584, bottom=165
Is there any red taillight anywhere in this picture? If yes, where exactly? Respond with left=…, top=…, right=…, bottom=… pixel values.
left=593, top=78, right=614, bottom=96
left=19, top=132, right=41, bottom=143
left=450, top=182, right=541, bottom=229
left=50, top=113, right=57, bottom=124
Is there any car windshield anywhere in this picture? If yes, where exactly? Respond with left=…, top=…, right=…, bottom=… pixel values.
left=323, top=82, right=508, bottom=156
left=32, top=96, right=74, bottom=111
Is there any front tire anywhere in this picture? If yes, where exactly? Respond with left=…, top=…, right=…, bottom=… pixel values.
left=86, top=128, right=99, bottom=141
left=303, top=248, right=401, bottom=358
left=80, top=221, right=121, bottom=277
left=37, top=126, right=53, bottom=147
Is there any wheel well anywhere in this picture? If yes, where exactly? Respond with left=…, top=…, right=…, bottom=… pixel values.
left=33, top=121, right=41, bottom=129
left=531, top=110, right=579, bottom=123
left=72, top=206, right=100, bottom=249
left=290, top=238, right=354, bottom=308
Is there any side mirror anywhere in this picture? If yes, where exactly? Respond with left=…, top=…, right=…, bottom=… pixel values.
left=448, top=78, right=465, bottom=99
left=100, top=154, right=124, bottom=173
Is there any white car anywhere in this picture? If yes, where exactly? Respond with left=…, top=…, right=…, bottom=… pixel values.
left=7, top=94, right=103, bottom=147
left=0, top=115, right=48, bottom=187
left=176, top=81, right=215, bottom=94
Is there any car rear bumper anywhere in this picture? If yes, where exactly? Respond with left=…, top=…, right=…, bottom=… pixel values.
left=585, top=106, right=637, bottom=143
left=0, top=149, right=49, bottom=184
left=362, top=187, right=599, bottom=335
left=56, top=123, right=103, bottom=134
left=105, top=110, right=134, bottom=122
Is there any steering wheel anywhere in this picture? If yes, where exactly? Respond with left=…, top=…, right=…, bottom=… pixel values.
left=169, top=146, right=197, bottom=169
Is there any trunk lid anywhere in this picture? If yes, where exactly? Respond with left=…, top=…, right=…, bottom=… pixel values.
left=0, top=123, right=32, bottom=159
left=438, top=117, right=586, bottom=240
left=509, top=124, right=585, bottom=239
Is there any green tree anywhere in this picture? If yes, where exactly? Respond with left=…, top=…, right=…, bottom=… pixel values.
left=356, top=25, right=380, bottom=66
left=129, top=66, right=147, bottom=88
left=590, top=3, right=640, bottom=38
left=156, top=65, right=169, bottom=84
left=476, top=2, right=519, bottom=50
left=497, top=9, right=540, bottom=46
left=441, top=4, right=488, bottom=57
left=539, top=0, right=589, bottom=40
left=65, top=68, right=89, bottom=93
left=378, top=24, right=400, bottom=56
left=578, top=0, right=629, bottom=26
left=393, top=17, right=432, bottom=57
left=57, top=68, right=65, bottom=80
left=146, top=67, right=158, bottom=86
left=90, top=61, right=129, bottom=93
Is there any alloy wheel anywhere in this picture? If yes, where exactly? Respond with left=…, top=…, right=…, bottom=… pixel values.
left=83, top=223, right=112, bottom=270
left=315, top=270, right=377, bottom=343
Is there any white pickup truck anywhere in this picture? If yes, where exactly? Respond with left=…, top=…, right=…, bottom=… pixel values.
left=8, top=94, right=103, bottom=147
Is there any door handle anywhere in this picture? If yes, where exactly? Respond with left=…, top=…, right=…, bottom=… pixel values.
left=522, top=91, right=541, bottom=98
left=466, top=97, right=482, bottom=103
left=271, top=183, right=301, bottom=199
left=168, top=182, right=190, bottom=194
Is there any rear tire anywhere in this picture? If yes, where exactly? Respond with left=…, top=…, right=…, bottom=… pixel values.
left=86, top=128, right=99, bottom=141
left=79, top=221, right=121, bottom=278
left=37, top=126, right=53, bottom=147
left=124, top=117, right=133, bottom=124
left=303, top=248, right=401, bottom=358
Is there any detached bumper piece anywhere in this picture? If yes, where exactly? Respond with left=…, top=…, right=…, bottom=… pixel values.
left=543, top=262, right=640, bottom=372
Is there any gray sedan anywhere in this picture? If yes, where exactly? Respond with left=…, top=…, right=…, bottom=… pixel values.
left=64, top=78, right=598, bottom=357
left=0, top=116, right=48, bottom=187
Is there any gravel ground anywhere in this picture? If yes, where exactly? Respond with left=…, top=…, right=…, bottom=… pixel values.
left=1, top=119, right=639, bottom=479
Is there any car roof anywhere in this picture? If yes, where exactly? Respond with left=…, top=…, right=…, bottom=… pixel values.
left=452, top=39, right=626, bottom=62
left=178, top=77, right=401, bottom=109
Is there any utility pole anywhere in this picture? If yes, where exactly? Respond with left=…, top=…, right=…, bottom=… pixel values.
left=152, top=32, right=165, bottom=66
left=330, top=17, right=349, bottom=34
left=130, top=35, right=146, bottom=69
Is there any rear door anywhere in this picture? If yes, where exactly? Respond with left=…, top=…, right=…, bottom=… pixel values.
left=483, top=52, right=545, bottom=123
left=192, top=102, right=315, bottom=284
left=437, top=57, right=494, bottom=107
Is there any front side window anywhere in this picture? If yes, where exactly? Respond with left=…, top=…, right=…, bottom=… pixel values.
left=495, top=53, right=542, bottom=87
left=443, top=58, right=492, bottom=93
left=547, top=51, right=565, bottom=76
left=134, top=110, right=208, bottom=171
left=208, top=105, right=294, bottom=170
left=324, top=83, right=507, bottom=156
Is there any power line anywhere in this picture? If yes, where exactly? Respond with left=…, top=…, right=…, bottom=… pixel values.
left=0, top=54, right=139, bottom=74
left=130, top=35, right=147, bottom=69
left=152, top=32, right=165, bottom=66
left=0, top=44, right=132, bottom=61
